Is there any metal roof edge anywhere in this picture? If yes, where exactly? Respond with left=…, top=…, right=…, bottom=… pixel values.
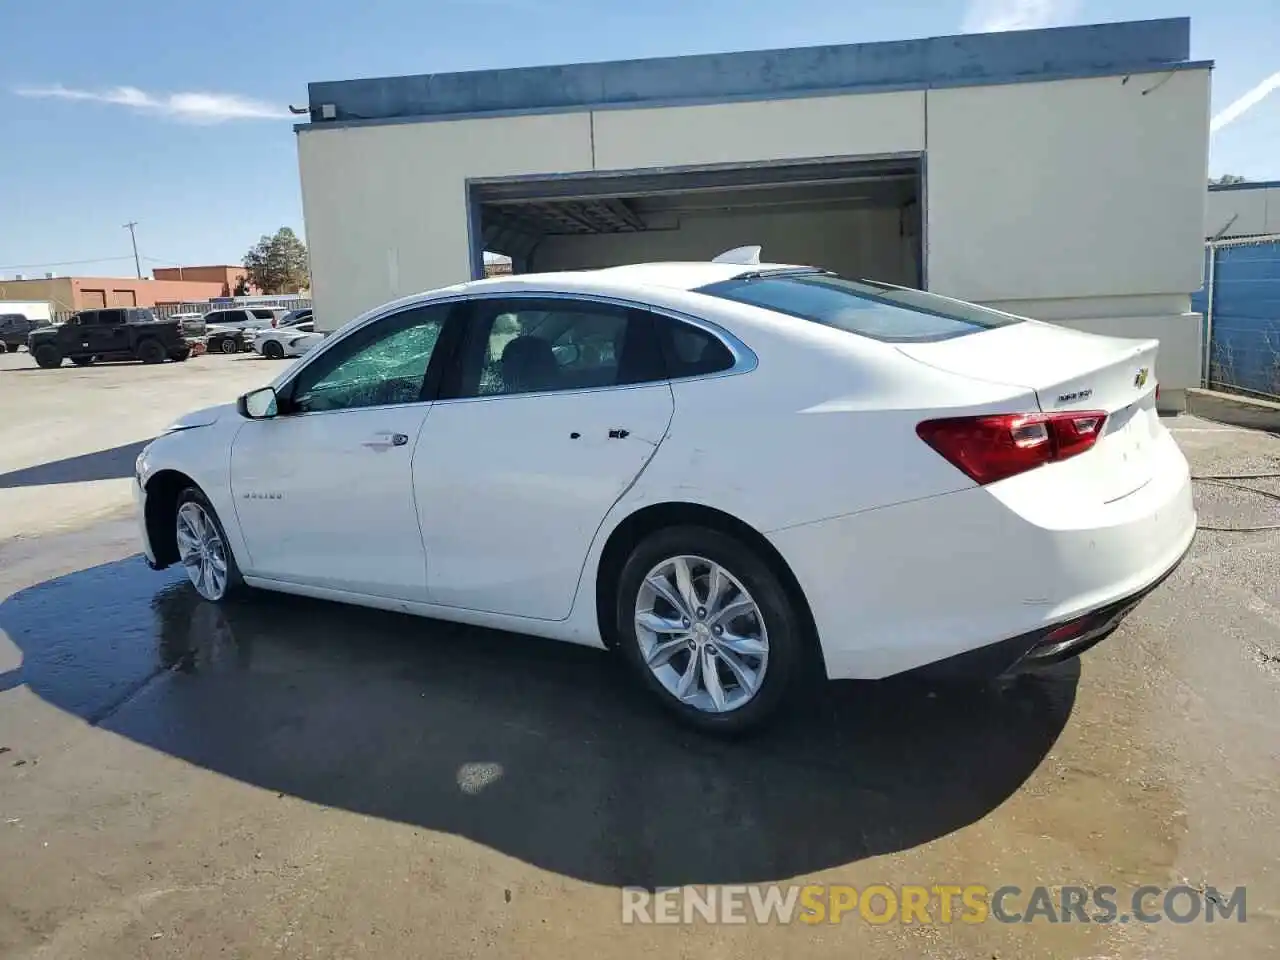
left=302, top=18, right=1193, bottom=127
left=295, top=59, right=1211, bottom=135
left=1208, top=180, right=1280, bottom=192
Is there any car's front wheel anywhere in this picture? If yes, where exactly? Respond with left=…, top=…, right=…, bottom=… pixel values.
left=263, top=340, right=285, bottom=359
left=219, top=338, right=239, bottom=355
left=615, top=526, right=807, bottom=735
left=33, top=344, right=62, bottom=369
left=174, top=488, right=243, bottom=602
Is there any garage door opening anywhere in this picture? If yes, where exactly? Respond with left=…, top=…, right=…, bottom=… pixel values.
left=472, top=156, right=923, bottom=288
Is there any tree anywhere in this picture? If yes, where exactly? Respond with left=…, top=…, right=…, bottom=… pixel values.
left=243, top=227, right=309, bottom=294
left=1209, top=174, right=1248, bottom=186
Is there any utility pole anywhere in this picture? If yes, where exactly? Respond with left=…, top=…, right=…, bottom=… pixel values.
left=123, top=222, right=141, bottom=278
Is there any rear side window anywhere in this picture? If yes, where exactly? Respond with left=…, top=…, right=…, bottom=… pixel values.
left=251, top=308, right=276, bottom=319
left=697, top=271, right=1023, bottom=343
left=652, top=314, right=736, bottom=378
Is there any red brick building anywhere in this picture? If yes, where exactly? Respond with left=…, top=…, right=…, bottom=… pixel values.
left=151, top=265, right=255, bottom=296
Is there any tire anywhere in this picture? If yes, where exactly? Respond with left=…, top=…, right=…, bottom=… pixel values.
left=0, top=342, right=7, bottom=354
left=33, top=344, right=62, bottom=369
left=219, top=337, right=239, bottom=355
left=174, top=487, right=244, bottom=602
left=71, top=355, right=95, bottom=367
left=263, top=340, right=285, bottom=360
left=137, top=339, right=166, bottom=364
left=615, top=526, right=808, bottom=735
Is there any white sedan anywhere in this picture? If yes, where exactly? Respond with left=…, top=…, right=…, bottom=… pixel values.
left=253, top=327, right=324, bottom=359
left=133, top=250, right=1196, bottom=733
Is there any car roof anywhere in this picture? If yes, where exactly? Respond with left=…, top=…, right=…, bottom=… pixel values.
left=449, top=260, right=813, bottom=298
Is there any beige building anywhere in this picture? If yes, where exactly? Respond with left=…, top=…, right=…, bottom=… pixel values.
left=295, top=17, right=1212, bottom=407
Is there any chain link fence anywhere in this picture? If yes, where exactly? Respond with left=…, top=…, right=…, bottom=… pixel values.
left=1192, top=235, right=1280, bottom=401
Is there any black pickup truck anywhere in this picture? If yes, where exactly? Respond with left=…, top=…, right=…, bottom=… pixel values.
left=28, top=308, right=194, bottom=368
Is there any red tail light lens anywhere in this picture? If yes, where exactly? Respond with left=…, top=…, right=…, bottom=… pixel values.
left=916, top=410, right=1108, bottom=485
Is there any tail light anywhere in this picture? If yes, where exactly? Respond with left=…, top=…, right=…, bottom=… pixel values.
left=916, top=410, right=1108, bottom=485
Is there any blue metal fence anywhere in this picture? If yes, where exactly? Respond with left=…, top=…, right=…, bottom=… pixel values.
left=1193, top=236, right=1280, bottom=399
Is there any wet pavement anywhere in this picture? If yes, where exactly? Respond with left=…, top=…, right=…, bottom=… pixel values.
left=0, top=416, right=1278, bottom=958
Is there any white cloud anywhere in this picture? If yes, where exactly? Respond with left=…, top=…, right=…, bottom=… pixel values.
left=963, top=0, right=1081, bottom=33
left=1211, top=70, right=1280, bottom=134
left=14, top=84, right=287, bottom=123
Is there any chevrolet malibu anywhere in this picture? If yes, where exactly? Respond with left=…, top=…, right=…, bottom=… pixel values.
left=133, top=251, right=1196, bottom=733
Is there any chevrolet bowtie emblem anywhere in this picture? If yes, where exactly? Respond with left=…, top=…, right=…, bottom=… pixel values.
left=1134, top=367, right=1150, bottom=388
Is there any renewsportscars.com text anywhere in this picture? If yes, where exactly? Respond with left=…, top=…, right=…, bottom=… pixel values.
left=621, top=884, right=1247, bottom=926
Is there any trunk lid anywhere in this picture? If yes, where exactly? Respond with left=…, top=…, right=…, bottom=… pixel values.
left=897, top=320, right=1161, bottom=501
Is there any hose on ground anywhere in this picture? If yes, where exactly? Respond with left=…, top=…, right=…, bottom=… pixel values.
left=1191, top=473, right=1280, bottom=532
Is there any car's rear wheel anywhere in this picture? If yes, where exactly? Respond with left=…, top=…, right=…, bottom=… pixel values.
left=263, top=340, right=285, bottom=360
left=138, top=339, right=166, bottom=364
left=615, top=526, right=806, bottom=735
left=220, top=337, right=239, bottom=355
left=174, top=488, right=243, bottom=602
left=33, top=344, right=62, bottom=369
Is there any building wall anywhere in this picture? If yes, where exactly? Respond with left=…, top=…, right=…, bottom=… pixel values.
left=297, top=68, right=1211, bottom=398
left=1204, top=182, right=1280, bottom=239
left=0, top=279, right=75, bottom=312
left=0, top=277, right=226, bottom=311
left=530, top=207, right=917, bottom=286
left=298, top=112, right=594, bottom=332
left=151, top=265, right=254, bottom=295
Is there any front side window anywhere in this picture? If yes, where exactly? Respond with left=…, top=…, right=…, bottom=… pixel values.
left=457, top=298, right=664, bottom=398
left=697, top=270, right=1023, bottom=343
left=288, top=304, right=450, bottom=413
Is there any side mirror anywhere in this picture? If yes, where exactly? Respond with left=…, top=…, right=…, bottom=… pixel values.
left=238, top=386, right=279, bottom=419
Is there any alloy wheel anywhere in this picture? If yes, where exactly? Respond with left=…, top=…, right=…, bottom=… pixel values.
left=175, top=501, right=230, bottom=601
left=633, top=555, right=769, bottom=713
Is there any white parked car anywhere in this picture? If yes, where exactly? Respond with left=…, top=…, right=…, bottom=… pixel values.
left=253, top=321, right=315, bottom=359
left=133, top=250, right=1196, bottom=733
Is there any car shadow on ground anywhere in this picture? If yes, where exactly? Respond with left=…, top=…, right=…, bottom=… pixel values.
left=0, top=440, right=150, bottom=489
left=0, top=556, right=1079, bottom=888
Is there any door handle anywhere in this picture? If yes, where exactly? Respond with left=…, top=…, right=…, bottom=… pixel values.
left=362, top=432, right=409, bottom=450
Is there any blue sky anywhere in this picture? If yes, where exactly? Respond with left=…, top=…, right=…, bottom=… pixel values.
left=1, top=0, right=1276, bottom=279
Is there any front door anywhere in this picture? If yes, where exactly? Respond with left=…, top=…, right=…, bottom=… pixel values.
left=230, top=302, right=454, bottom=599
left=83, top=310, right=128, bottom=354
left=415, top=296, right=674, bottom=620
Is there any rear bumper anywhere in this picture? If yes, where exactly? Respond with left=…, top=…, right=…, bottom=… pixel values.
left=768, top=424, right=1196, bottom=680
left=903, top=529, right=1193, bottom=681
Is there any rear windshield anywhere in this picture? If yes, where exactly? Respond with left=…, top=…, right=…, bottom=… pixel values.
left=696, top=271, right=1023, bottom=343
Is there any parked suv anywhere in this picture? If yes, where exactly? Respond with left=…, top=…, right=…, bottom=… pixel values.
left=0, top=313, right=48, bottom=353
left=28, top=308, right=192, bottom=368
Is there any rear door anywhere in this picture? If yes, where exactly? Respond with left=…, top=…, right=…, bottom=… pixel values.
left=415, top=295, right=674, bottom=620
